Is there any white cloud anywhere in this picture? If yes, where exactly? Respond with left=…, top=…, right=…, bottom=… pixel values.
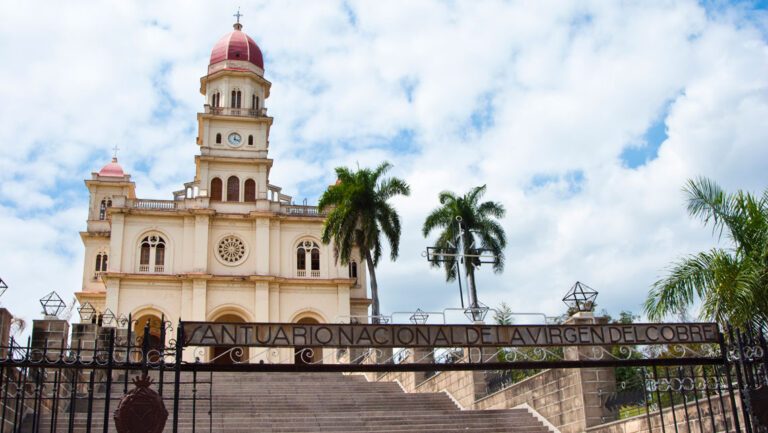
left=0, top=0, right=766, bottom=330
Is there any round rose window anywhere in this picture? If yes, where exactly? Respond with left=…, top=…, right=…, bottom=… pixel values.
left=217, top=236, right=246, bottom=265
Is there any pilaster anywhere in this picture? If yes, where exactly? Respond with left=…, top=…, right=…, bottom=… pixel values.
left=108, top=213, right=125, bottom=271
left=104, top=276, right=120, bottom=314
left=254, top=281, right=269, bottom=321
left=192, top=279, right=207, bottom=321
left=193, top=214, right=210, bottom=272
left=255, top=217, right=270, bottom=274
left=337, top=284, right=350, bottom=321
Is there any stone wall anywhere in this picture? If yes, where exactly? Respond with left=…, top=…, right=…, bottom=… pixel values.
left=586, top=393, right=743, bottom=433
left=474, top=369, right=586, bottom=433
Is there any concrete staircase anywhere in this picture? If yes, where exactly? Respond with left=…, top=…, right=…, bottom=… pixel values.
left=36, top=371, right=551, bottom=432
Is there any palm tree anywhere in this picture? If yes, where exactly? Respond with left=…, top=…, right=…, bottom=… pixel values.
left=422, top=185, right=506, bottom=310
left=318, top=161, right=410, bottom=323
left=644, top=177, right=768, bottom=329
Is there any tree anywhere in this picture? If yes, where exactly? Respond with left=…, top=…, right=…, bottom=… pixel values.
left=318, top=161, right=410, bottom=323
left=422, top=185, right=506, bottom=309
left=644, top=177, right=768, bottom=329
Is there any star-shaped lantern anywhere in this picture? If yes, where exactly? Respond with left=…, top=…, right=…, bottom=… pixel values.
left=409, top=309, right=429, bottom=325
left=562, top=281, right=598, bottom=313
left=464, top=304, right=490, bottom=323
left=40, top=291, right=66, bottom=318
left=101, top=308, right=117, bottom=326
left=0, top=277, right=7, bottom=298
left=77, top=302, right=97, bottom=322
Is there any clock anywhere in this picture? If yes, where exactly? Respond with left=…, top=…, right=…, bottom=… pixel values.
left=227, top=132, right=242, bottom=146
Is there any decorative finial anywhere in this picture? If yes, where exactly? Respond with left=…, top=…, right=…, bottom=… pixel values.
left=233, top=8, right=243, bottom=30
left=112, top=144, right=120, bottom=160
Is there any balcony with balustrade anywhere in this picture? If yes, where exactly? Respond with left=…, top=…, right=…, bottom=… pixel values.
left=203, top=105, right=268, bottom=118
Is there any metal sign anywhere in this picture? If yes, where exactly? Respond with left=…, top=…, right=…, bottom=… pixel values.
left=181, top=321, right=720, bottom=348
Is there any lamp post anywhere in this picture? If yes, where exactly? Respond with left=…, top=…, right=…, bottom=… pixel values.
left=424, top=216, right=499, bottom=322
left=39, top=291, right=66, bottom=319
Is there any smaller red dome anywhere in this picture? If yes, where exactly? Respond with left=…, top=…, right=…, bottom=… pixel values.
left=99, top=158, right=124, bottom=178
left=209, top=23, right=264, bottom=70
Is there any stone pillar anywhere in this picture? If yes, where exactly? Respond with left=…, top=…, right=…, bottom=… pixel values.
left=467, top=346, right=497, bottom=400
left=562, top=312, right=618, bottom=428
left=0, top=308, right=12, bottom=358
left=70, top=323, right=100, bottom=362
left=31, top=318, right=70, bottom=361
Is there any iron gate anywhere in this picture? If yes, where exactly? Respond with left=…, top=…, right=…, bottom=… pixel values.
left=0, top=320, right=765, bottom=433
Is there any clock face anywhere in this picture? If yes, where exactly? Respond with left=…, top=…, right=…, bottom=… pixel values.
left=228, top=132, right=242, bottom=146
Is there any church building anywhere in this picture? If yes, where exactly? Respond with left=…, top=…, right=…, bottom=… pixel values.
left=75, top=21, right=370, bottom=361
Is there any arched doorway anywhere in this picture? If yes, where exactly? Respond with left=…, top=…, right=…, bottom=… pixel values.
left=210, top=313, right=248, bottom=365
left=295, top=317, right=322, bottom=365
left=134, top=314, right=164, bottom=363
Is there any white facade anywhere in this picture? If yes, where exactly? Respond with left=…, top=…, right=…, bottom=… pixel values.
left=76, top=24, right=370, bottom=358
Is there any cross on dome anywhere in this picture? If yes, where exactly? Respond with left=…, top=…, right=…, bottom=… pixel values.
left=233, top=8, right=244, bottom=30
left=112, top=144, right=120, bottom=159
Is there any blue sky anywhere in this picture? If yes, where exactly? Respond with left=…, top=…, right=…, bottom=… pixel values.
left=0, top=0, right=767, bottom=331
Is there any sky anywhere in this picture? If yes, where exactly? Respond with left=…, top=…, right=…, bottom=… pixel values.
left=0, top=0, right=766, bottom=332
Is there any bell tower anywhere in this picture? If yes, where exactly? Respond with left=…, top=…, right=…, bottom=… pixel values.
left=195, top=20, right=274, bottom=200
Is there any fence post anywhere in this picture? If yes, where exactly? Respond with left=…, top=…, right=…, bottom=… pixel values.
left=172, top=322, right=183, bottom=433
left=102, top=327, right=115, bottom=433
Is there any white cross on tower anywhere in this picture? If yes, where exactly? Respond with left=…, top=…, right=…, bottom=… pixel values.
left=234, top=8, right=243, bottom=23
left=112, top=145, right=120, bottom=159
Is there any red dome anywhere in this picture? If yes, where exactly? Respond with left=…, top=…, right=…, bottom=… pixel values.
left=209, top=24, right=264, bottom=70
left=98, top=158, right=124, bottom=178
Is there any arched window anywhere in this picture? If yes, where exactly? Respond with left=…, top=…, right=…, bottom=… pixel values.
left=226, top=176, right=239, bottom=202
left=94, top=252, right=108, bottom=279
left=311, top=249, right=320, bottom=271
left=231, top=90, right=242, bottom=108
left=251, top=94, right=256, bottom=109
left=99, top=199, right=112, bottom=220
left=216, top=133, right=222, bottom=144
left=210, top=178, right=222, bottom=201
left=155, top=244, right=165, bottom=266
left=138, top=235, right=166, bottom=273
left=248, top=135, right=253, bottom=145
left=349, top=262, right=357, bottom=278
left=211, top=92, right=220, bottom=107
left=296, top=247, right=306, bottom=276
left=256, top=97, right=260, bottom=110
left=296, top=240, right=320, bottom=277
left=244, top=179, right=256, bottom=202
